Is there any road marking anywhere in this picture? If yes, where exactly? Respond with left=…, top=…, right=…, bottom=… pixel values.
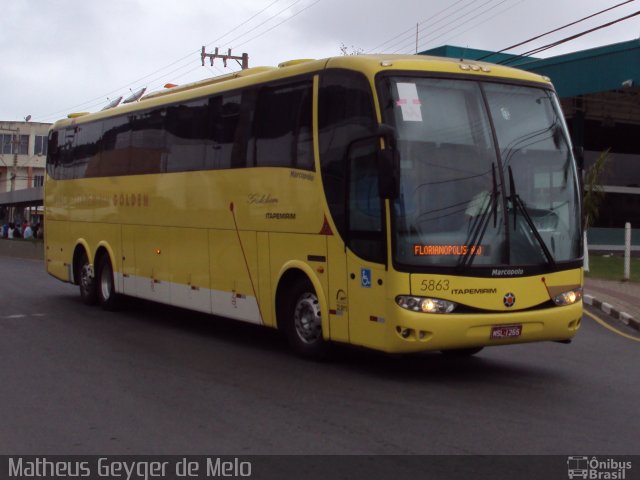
left=584, top=309, right=640, bottom=343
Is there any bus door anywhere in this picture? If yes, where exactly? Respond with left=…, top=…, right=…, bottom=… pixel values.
left=344, top=139, right=388, bottom=349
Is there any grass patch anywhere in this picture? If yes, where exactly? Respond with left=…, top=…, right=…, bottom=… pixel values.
left=586, top=254, right=640, bottom=283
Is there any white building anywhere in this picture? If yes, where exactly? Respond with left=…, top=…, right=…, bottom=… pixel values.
left=0, top=121, right=51, bottom=193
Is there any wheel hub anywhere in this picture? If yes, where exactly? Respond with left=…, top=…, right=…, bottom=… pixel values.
left=293, top=292, right=322, bottom=344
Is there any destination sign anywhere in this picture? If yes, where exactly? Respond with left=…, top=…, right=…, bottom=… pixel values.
left=413, top=244, right=488, bottom=256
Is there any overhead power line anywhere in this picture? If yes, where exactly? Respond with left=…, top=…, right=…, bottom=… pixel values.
left=34, top=0, right=320, bottom=122
left=402, top=0, right=511, bottom=55
left=417, top=0, right=526, bottom=54
left=233, top=0, right=322, bottom=50
left=219, top=0, right=305, bottom=49
left=499, top=8, right=640, bottom=66
left=478, top=0, right=638, bottom=61
left=386, top=0, right=490, bottom=54
left=365, top=0, right=469, bottom=53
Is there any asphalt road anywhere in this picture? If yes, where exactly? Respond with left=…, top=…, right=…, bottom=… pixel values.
left=1, top=255, right=639, bottom=455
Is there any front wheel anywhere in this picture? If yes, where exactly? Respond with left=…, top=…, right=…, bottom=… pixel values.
left=96, top=254, right=120, bottom=311
left=281, top=278, right=330, bottom=359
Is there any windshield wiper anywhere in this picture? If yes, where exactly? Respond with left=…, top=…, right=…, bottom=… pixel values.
left=507, top=166, right=557, bottom=268
left=458, top=164, right=498, bottom=269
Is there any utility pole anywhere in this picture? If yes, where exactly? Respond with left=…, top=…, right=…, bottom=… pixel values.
left=201, top=46, right=249, bottom=70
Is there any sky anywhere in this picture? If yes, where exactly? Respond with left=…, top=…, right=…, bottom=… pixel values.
left=1, top=0, right=639, bottom=123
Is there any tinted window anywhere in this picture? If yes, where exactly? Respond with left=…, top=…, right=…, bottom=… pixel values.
left=166, top=99, right=209, bottom=172
left=318, top=69, right=376, bottom=242
left=130, top=108, right=165, bottom=175
left=210, top=93, right=243, bottom=169
left=251, top=80, right=314, bottom=170
left=73, top=122, right=102, bottom=179
left=58, top=126, right=76, bottom=179
left=47, top=76, right=315, bottom=179
left=102, top=116, right=132, bottom=176
left=46, top=130, right=59, bottom=178
left=348, top=138, right=385, bottom=263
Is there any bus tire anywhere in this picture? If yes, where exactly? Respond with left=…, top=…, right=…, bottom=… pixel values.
left=440, top=347, right=484, bottom=357
left=77, top=250, right=98, bottom=306
left=281, top=278, right=330, bottom=359
left=96, top=254, right=120, bottom=311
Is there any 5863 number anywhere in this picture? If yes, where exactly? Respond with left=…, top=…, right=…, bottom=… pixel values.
left=420, top=279, right=450, bottom=292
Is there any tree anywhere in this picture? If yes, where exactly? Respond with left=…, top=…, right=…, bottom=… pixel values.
left=582, top=149, right=610, bottom=272
left=583, top=149, right=610, bottom=228
left=339, top=43, right=364, bottom=56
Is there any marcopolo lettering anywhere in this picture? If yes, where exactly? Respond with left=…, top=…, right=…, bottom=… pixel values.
left=290, top=170, right=314, bottom=181
left=491, top=268, right=524, bottom=277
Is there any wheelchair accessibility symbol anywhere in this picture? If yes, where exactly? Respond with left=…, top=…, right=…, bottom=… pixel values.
left=361, top=268, right=372, bottom=288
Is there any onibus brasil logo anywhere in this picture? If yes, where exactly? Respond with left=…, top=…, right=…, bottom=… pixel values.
left=567, top=456, right=632, bottom=479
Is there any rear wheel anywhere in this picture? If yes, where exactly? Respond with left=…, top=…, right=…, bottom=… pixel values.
left=281, top=278, right=330, bottom=359
left=96, top=254, right=120, bottom=311
left=77, top=251, right=97, bottom=305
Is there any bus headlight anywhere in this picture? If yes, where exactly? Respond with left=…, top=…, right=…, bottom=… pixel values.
left=552, top=288, right=583, bottom=306
left=396, top=296, right=457, bottom=314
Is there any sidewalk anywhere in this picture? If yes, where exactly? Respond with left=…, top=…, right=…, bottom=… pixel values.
left=584, top=277, right=640, bottom=331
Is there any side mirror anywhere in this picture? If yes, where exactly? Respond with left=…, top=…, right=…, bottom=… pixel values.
left=376, top=124, right=400, bottom=199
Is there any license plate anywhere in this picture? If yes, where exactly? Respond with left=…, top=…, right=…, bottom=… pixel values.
left=490, top=324, right=522, bottom=340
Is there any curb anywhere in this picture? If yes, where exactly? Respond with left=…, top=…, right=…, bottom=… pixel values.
left=584, top=294, right=640, bottom=331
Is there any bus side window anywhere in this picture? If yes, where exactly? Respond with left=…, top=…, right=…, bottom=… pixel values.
left=102, top=116, right=133, bottom=176
left=46, top=130, right=60, bottom=179
left=73, top=121, right=102, bottom=179
left=347, top=138, right=385, bottom=264
left=129, top=108, right=165, bottom=175
left=210, top=93, right=242, bottom=170
left=318, top=69, right=377, bottom=246
left=59, top=126, right=76, bottom=180
left=165, top=99, right=208, bottom=172
left=251, top=80, right=314, bottom=170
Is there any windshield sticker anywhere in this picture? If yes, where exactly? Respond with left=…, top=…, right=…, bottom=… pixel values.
left=413, top=244, right=488, bottom=256
left=396, top=83, right=423, bottom=122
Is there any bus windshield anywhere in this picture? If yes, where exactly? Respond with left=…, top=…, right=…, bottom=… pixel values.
left=383, top=76, right=581, bottom=270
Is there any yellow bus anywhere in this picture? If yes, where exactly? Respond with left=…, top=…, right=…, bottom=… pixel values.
left=45, top=55, right=583, bottom=358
